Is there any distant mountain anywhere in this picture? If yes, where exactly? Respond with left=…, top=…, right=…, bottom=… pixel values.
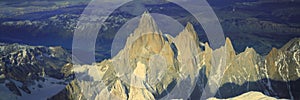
left=51, top=12, right=300, bottom=100
left=95, top=0, right=300, bottom=55
left=0, top=43, right=72, bottom=99
left=1, top=0, right=300, bottom=59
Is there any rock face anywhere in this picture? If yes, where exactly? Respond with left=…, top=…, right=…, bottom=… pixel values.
left=197, top=37, right=300, bottom=99
left=206, top=38, right=300, bottom=99
left=0, top=43, right=72, bottom=99
left=52, top=12, right=300, bottom=100
left=265, top=38, right=300, bottom=81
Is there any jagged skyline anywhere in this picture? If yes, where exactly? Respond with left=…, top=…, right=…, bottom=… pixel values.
left=51, top=11, right=300, bottom=100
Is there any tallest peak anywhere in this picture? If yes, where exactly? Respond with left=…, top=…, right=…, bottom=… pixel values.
left=185, top=22, right=195, bottom=33
left=135, top=11, right=161, bottom=34
left=143, top=10, right=150, bottom=15
left=140, top=11, right=152, bottom=22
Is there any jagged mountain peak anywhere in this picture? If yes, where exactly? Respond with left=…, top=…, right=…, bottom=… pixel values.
left=225, top=37, right=234, bottom=51
left=184, top=22, right=196, bottom=34
left=244, top=47, right=256, bottom=54
left=281, top=38, right=300, bottom=51
left=61, top=11, right=300, bottom=99
left=69, top=13, right=203, bottom=100
left=181, top=22, right=199, bottom=43
left=224, top=37, right=236, bottom=60
left=265, top=38, right=300, bottom=81
left=268, top=47, right=279, bottom=54
left=134, top=11, right=161, bottom=35
left=124, top=11, right=165, bottom=51
left=175, top=23, right=200, bottom=44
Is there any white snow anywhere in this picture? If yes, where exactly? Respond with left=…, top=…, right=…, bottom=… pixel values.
left=0, top=83, right=18, bottom=100
left=0, top=77, right=67, bottom=100
left=19, top=77, right=67, bottom=100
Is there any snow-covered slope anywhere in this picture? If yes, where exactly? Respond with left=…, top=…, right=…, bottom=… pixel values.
left=0, top=43, right=72, bottom=99
left=208, top=91, right=277, bottom=100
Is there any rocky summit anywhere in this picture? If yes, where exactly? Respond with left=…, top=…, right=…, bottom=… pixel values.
left=51, top=12, right=300, bottom=100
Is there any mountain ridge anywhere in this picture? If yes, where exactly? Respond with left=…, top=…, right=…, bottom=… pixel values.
left=51, top=12, right=300, bottom=100
left=0, top=42, right=73, bottom=99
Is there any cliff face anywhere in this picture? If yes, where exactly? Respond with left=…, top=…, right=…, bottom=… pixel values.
left=200, top=37, right=300, bottom=99
left=265, top=38, right=300, bottom=81
left=52, top=12, right=300, bottom=100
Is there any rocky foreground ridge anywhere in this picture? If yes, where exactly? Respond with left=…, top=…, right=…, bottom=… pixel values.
left=51, top=12, right=300, bottom=100
left=0, top=43, right=73, bottom=99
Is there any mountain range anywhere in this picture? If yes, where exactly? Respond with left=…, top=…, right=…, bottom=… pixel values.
left=50, top=12, right=300, bottom=100
left=0, top=0, right=300, bottom=99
